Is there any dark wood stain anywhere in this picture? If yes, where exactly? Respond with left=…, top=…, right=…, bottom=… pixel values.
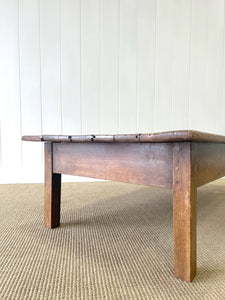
left=45, top=143, right=61, bottom=228
left=22, top=129, right=225, bottom=143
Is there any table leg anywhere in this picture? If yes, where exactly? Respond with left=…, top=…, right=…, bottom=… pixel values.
left=173, top=142, right=197, bottom=282
left=44, top=142, right=61, bottom=228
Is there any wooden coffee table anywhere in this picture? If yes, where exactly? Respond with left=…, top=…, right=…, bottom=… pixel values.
left=22, top=130, right=225, bottom=282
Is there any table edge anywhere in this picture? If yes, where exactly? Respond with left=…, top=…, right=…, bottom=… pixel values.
left=21, top=130, right=225, bottom=144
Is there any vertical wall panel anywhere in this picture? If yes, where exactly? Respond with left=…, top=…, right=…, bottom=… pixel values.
left=222, top=5, right=225, bottom=135
left=40, top=0, right=61, bottom=133
left=81, top=0, right=100, bottom=134
left=0, top=121, right=2, bottom=168
left=205, top=0, right=224, bottom=134
left=154, top=0, right=174, bottom=132
left=1, top=0, right=225, bottom=183
left=119, top=0, right=138, bottom=133
left=172, top=0, right=191, bottom=130
left=61, top=0, right=81, bottom=134
left=19, top=0, right=42, bottom=168
left=101, top=0, right=119, bottom=134
left=0, top=0, right=21, bottom=169
left=137, top=0, right=156, bottom=133
left=189, top=0, right=208, bottom=131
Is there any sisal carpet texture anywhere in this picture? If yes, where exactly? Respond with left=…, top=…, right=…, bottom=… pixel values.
left=0, top=180, right=225, bottom=300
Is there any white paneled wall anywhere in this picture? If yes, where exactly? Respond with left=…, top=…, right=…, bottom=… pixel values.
left=0, top=0, right=225, bottom=183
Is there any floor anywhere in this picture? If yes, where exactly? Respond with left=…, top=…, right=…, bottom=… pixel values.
left=0, top=180, right=225, bottom=299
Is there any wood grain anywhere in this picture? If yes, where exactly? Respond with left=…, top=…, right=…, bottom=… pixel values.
left=22, top=130, right=225, bottom=143
left=53, top=142, right=173, bottom=188
left=22, top=132, right=225, bottom=282
left=173, top=142, right=197, bottom=282
left=45, top=142, right=61, bottom=228
left=192, top=142, right=225, bottom=187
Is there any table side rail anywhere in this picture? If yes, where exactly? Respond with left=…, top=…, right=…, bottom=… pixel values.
left=52, top=142, right=173, bottom=188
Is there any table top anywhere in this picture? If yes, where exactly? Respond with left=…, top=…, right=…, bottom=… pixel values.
left=22, top=130, right=225, bottom=143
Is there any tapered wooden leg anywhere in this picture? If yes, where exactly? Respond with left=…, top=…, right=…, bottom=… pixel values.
left=173, top=142, right=197, bottom=282
left=44, top=142, right=61, bottom=228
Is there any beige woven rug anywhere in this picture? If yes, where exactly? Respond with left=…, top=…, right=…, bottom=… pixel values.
left=1, top=180, right=225, bottom=300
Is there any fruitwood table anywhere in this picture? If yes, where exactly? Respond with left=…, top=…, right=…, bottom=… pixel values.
left=22, top=130, right=225, bottom=282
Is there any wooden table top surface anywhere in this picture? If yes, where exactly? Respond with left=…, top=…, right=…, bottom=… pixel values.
left=22, top=130, right=225, bottom=143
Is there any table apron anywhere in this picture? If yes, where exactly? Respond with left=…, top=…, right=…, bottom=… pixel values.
left=52, top=142, right=173, bottom=188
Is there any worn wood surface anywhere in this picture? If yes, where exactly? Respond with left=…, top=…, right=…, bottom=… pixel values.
left=53, top=142, right=173, bottom=188
left=22, top=130, right=225, bottom=143
left=173, top=142, right=197, bottom=282
left=22, top=131, right=225, bottom=282
left=192, top=142, right=225, bottom=187
left=45, top=143, right=61, bottom=228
